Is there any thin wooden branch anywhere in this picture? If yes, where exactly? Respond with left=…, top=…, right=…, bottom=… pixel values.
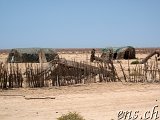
left=139, top=51, right=160, bottom=64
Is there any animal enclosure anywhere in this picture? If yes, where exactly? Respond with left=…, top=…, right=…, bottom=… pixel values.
left=0, top=54, right=160, bottom=89
left=0, top=58, right=120, bottom=89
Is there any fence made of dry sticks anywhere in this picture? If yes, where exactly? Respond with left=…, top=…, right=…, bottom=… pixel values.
left=0, top=58, right=118, bottom=89
left=118, top=58, right=160, bottom=83
left=24, top=59, right=119, bottom=88
left=0, top=63, right=23, bottom=89
left=0, top=57, right=159, bottom=89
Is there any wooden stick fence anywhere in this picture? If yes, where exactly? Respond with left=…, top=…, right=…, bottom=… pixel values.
left=0, top=63, right=23, bottom=89
left=121, top=59, right=160, bottom=83
left=0, top=57, right=159, bottom=89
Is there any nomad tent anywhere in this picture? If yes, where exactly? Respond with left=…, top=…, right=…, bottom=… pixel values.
left=101, top=46, right=136, bottom=59
left=7, top=48, right=59, bottom=63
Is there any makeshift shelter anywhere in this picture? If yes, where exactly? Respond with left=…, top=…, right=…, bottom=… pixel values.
left=102, top=46, right=136, bottom=59
left=7, top=48, right=59, bottom=63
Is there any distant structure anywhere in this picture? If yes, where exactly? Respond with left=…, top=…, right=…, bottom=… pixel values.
left=101, top=46, right=136, bottom=60
left=7, top=48, right=59, bottom=63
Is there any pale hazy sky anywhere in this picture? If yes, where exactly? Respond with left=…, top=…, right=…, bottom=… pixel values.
left=0, top=0, right=160, bottom=48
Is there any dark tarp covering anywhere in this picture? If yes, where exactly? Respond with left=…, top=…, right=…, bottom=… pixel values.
left=7, top=48, right=59, bottom=63
left=101, top=46, right=136, bottom=59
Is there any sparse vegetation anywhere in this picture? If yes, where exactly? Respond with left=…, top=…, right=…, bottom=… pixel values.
left=131, top=60, right=139, bottom=64
left=57, top=112, right=85, bottom=120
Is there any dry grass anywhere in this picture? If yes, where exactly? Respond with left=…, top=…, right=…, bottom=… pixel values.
left=57, top=112, right=85, bottom=120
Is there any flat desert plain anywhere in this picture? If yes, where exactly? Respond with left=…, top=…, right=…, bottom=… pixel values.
left=0, top=52, right=160, bottom=120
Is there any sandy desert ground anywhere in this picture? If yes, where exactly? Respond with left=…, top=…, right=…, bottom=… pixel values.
left=0, top=83, right=160, bottom=120
left=0, top=52, right=160, bottom=120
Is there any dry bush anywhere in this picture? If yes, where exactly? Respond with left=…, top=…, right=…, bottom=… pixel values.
left=57, top=112, right=85, bottom=120
left=131, top=60, right=139, bottom=64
